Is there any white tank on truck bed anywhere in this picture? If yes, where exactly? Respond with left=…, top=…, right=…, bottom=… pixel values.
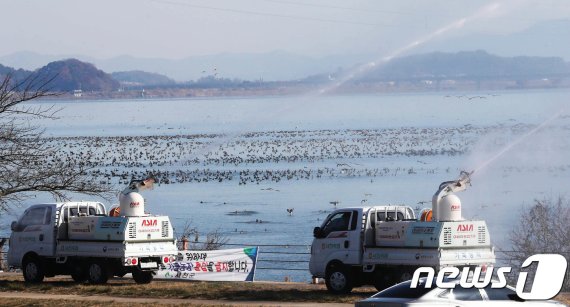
left=67, top=215, right=172, bottom=241
left=374, top=219, right=491, bottom=249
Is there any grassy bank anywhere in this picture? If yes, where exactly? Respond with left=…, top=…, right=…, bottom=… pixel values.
left=0, top=298, right=166, bottom=307
left=0, top=273, right=372, bottom=304
left=1, top=273, right=569, bottom=306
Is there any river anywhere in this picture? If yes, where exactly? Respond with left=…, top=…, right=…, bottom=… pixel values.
left=2, top=89, right=570, bottom=282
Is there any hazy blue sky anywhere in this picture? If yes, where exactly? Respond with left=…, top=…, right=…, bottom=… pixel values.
left=1, top=0, right=569, bottom=59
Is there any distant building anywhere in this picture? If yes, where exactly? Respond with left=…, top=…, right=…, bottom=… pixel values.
left=73, top=89, right=82, bottom=97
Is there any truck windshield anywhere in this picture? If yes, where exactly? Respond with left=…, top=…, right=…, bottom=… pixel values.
left=15, top=206, right=52, bottom=231
left=322, top=211, right=352, bottom=236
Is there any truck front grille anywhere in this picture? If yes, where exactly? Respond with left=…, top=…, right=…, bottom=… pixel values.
left=128, top=222, right=137, bottom=239
left=161, top=221, right=169, bottom=237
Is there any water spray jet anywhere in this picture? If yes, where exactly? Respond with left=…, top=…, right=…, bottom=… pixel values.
left=470, top=110, right=565, bottom=177
left=314, top=2, right=503, bottom=96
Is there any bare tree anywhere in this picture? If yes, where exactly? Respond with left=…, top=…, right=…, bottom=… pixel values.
left=176, top=220, right=229, bottom=251
left=0, top=74, right=111, bottom=213
left=504, top=197, right=570, bottom=291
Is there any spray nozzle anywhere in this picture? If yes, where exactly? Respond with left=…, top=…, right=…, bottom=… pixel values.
left=122, top=176, right=157, bottom=195
left=436, top=170, right=473, bottom=194
left=458, top=170, right=473, bottom=186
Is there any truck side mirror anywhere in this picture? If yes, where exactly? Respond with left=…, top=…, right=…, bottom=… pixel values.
left=11, top=221, right=18, bottom=232
left=313, top=227, right=323, bottom=238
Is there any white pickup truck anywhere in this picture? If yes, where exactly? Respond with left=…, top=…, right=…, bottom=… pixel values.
left=7, top=179, right=178, bottom=284
left=309, top=172, right=496, bottom=293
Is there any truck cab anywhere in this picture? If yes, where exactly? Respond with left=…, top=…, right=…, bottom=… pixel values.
left=8, top=202, right=105, bottom=268
left=309, top=206, right=415, bottom=293
left=310, top=208, right=362, bottom=277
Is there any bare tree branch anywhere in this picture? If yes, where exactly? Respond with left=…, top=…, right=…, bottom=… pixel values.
left=0, top=73, right=60, bottom=119
left=175, top=220, right=229, bottom=251
left=502, top=197, right=570, bottom=291
left=0, top=73, right=112, bottom=212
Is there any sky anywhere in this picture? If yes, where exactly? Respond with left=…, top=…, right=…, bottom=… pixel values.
left=1, top=0, right=569, bottom=60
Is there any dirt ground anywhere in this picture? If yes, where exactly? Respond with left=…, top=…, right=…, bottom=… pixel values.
left=0, top=292, right=351, bottom=307
left=0, top=272, right=368, bottom=306
left=0, top=272, right=568, bottom=307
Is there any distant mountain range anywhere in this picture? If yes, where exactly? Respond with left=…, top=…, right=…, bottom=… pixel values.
left=38, top=59, right=119, bottom=91
left=111, top=70, right=176, bottom=86
left=0, top=59, right=178, bottom=91
left=357, top=50, right=570, bottom=81
left=416, top=19, right=570, bottom=61
left=1, top=19, right=568, bottom=82
left=0, top=51, right=569, bottom=92
left=0, top=63, right=29, bottom=81
left=0, top=50, right=372, bottom=82
left=0, top=59, right=118, bottom=91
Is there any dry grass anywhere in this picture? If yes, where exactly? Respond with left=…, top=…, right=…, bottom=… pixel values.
left=556, top=293, right=570, bottom=305
left=0, top=298, right=229, bottom=307
left=2, top=273, right=568, bottom=305
left=1, top=298, right=152, bottom=307
left=0, top=273, right=373, bottom=304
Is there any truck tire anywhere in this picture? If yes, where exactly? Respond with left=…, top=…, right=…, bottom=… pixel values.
left=396, top=268, right=414, bottom=284
left=132, top=270, right=154, bottom=284
left=71, top=266, right=87, bottom=283
left=22, top=256, right=45, bottom=283
left=373, top=269, right=394, bottom=291
left=87, top=261, right=109, bottom=284
left=325, top=265, right=354, bottom=294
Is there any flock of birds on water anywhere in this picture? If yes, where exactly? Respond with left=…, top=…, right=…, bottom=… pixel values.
left=41, top=123, right=557, bottom=189
left=1, top=122, right=567, bottom=247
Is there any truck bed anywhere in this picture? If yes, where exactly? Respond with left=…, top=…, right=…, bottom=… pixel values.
left=56, top=239, right=178, bottom=258
left=362, top=246, right=495, bottom=267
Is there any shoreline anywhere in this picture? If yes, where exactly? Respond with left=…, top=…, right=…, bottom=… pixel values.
left=47, top=82, right=570, bottom=102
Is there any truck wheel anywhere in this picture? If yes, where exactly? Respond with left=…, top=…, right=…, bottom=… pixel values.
left=71, top=266, right=87, bottom=283
left=132, top=270, right=154, bottom=284
left=325, top=265, right=353, bottom=294
left=397, top=269, right=414, bottom=283
left=374, top=269, right=394, bottom=291
left=22, top=256, right=45, bottom=283
left=87, top=261, right=109, bottom=284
